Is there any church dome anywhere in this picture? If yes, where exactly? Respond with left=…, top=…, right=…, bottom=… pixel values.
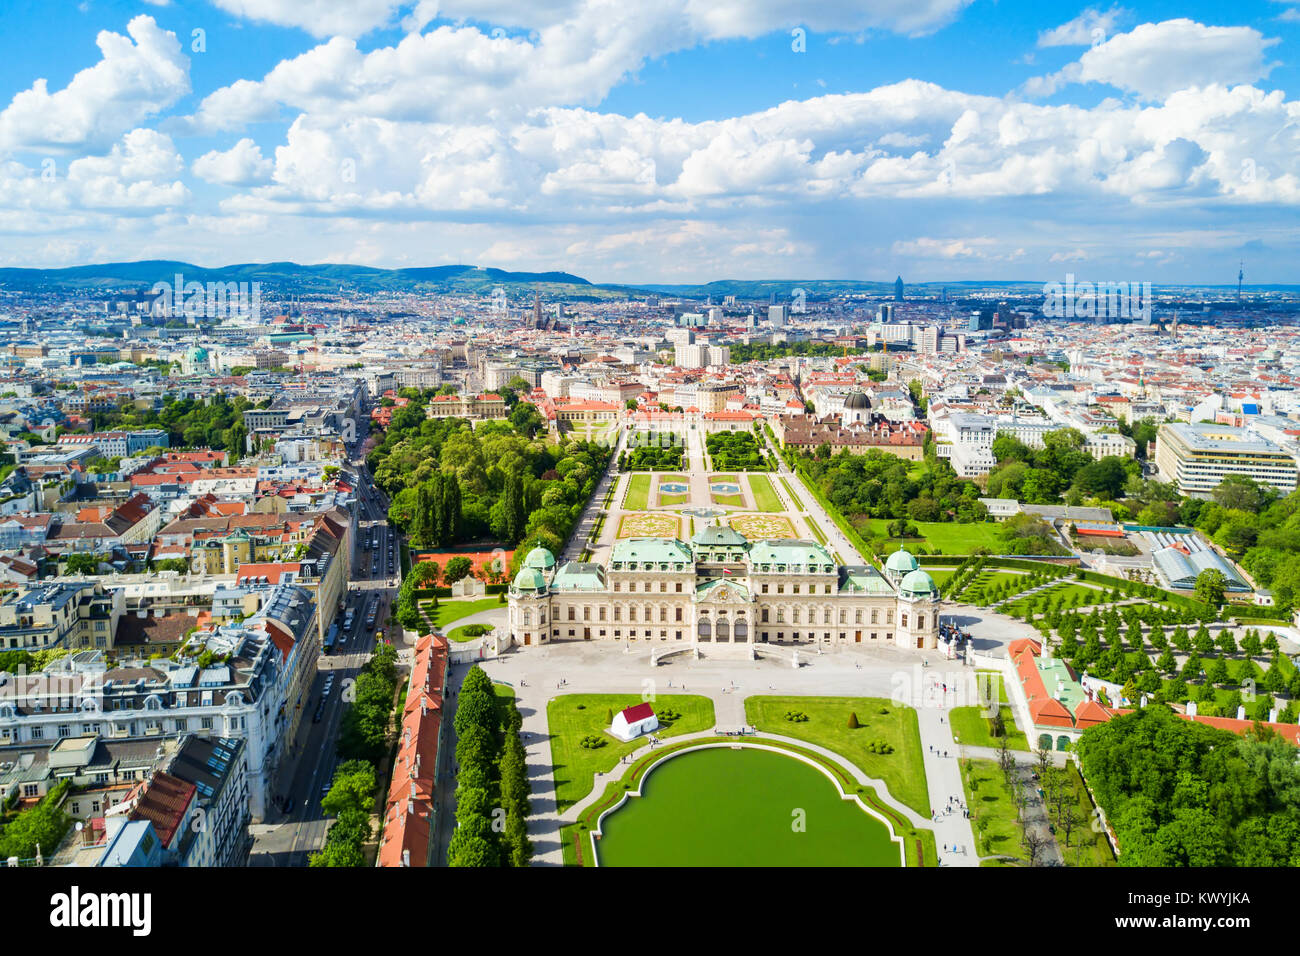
left=185, top=345, right=209, bottom=362
left=899, top=568, right=937, bottom=599
left=523, top=546, right=556, bottom=570
left=512, top=567, right=546, bottom=591
left=885, top=547, right=919, bottom=575
left=844, top=390, right=870, bottom=410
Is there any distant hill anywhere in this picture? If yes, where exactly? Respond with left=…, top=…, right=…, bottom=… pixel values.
left=1, top=260, right=1292, bottom=300
left=0, top=260, right=607, bottom=298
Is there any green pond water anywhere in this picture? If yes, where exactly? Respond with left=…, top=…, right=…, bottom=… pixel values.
left=595, top=747, right=902, bottom=867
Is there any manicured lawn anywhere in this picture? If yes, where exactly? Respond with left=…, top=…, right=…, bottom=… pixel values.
left=919, top=566, right=956, bottom=588
left=911, top=522, right=1006, bottom=554
left=956, top=570, right=1030, bottom=606
left=950, top=706, right=1029, bottom=751
left=596, top=747, right=901, bottom=866
left=711, top=494, right=747, bottom=507
left=624, top=474, right=651, bottom=510
left=422, top=597, right=503, bottom=630
left=446, top=622, right=494, bottom=643
left=1056, top=762, right=1117, bottom=867
left=960, top=758, right=1029, bottom=865
left=745, top=696, right=930, bottom=816
left=1004, top=583, right=1104, bottom=613
left=747, top=474, right=784, bottom=513
left=547, top=694, right=716, bottom=811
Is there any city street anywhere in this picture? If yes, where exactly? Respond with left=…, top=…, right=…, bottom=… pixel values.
left=248, top=416, right=397, bottom=866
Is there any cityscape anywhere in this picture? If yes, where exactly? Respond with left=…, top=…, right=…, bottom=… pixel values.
left=0, top=0, right=1297, bottom=928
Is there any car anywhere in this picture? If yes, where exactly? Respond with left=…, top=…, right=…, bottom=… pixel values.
left=312, top=706, right=324, bottom=723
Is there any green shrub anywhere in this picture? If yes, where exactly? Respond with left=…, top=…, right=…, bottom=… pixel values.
left=847, top=712, right=860, bottom=729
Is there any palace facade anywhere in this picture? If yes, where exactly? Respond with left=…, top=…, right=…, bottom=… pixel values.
left=507, top=521, right=940, bottom=650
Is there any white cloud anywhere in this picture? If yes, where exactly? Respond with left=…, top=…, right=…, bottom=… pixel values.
left=199, top=76, right=1300, bottom=225
left=1038, top=6, right=1125, bottom=47
left=892, top=237, right=1024, bottom=260
left=1027, top=19, right=1279, bottom=100
left=0, top=16, right=188, bottom=153
left=183, top=1, right=981, bottom=135
left=193, top=138, right=275, bottom=186
left=207, top=0, right=404, bottom=39
left=204, top=0, right=975, bottom=40
left=0, top=128, right=187, bottom=217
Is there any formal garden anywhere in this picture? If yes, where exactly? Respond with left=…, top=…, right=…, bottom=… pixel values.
left=616, top=512, right=681, bottom=538
left=728, top=513, right=797, bottom=539
left=744, top=695, right=930, bottom=816
left=546, top=694, right=715, bottom=811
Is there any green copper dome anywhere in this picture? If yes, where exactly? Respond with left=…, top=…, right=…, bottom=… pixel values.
left=898, top=568, right=937, bottom=599
left=512, top=567, right=547, bottom=591
left=523, top=546, right=556, bottom=570
left=885, top=547, right=919, bottom=575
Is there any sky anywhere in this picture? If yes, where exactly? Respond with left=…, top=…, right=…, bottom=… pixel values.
left=0, top=0, right=1297, bottom=285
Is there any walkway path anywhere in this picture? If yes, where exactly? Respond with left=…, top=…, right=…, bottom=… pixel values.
left=561, top=425, right=626, bottom=563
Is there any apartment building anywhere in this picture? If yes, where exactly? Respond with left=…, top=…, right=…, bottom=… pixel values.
left=1154, top=422, right=1299, bottom=496
left=0, top=582, right=124, bottom=652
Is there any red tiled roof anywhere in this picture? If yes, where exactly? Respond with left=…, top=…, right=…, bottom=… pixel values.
left=127, top=772, right=195, bottom=849
left=620, top=702, right=655, bottom=723
left=378, top=636, right=449, bottom=868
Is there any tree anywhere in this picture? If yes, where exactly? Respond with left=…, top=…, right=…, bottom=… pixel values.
left=447, top=832, right=500, bottom=867
left=443, top=556, right=473, bottom=584
left=500, top=471, right=527, bottom=545
left=1194, top=569, right=1227, bottom=608
left=847, top=711, right=859, bottom=729
left=63, top=553, right=102, bottom=575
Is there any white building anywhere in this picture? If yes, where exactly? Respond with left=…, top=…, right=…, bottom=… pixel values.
left=610, top=702, right=659, bottom=741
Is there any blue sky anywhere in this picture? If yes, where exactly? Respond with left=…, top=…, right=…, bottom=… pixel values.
left=0, top=0, right=1297, bottom=284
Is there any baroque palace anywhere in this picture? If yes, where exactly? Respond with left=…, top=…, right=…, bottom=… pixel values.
left=507, top=519, right=940, bottom=650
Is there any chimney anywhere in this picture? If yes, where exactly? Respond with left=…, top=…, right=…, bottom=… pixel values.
left=401, top=849, right=410, bottom=867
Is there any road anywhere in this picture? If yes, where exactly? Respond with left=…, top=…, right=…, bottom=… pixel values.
left=249, top=406, right=401, bottom=866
